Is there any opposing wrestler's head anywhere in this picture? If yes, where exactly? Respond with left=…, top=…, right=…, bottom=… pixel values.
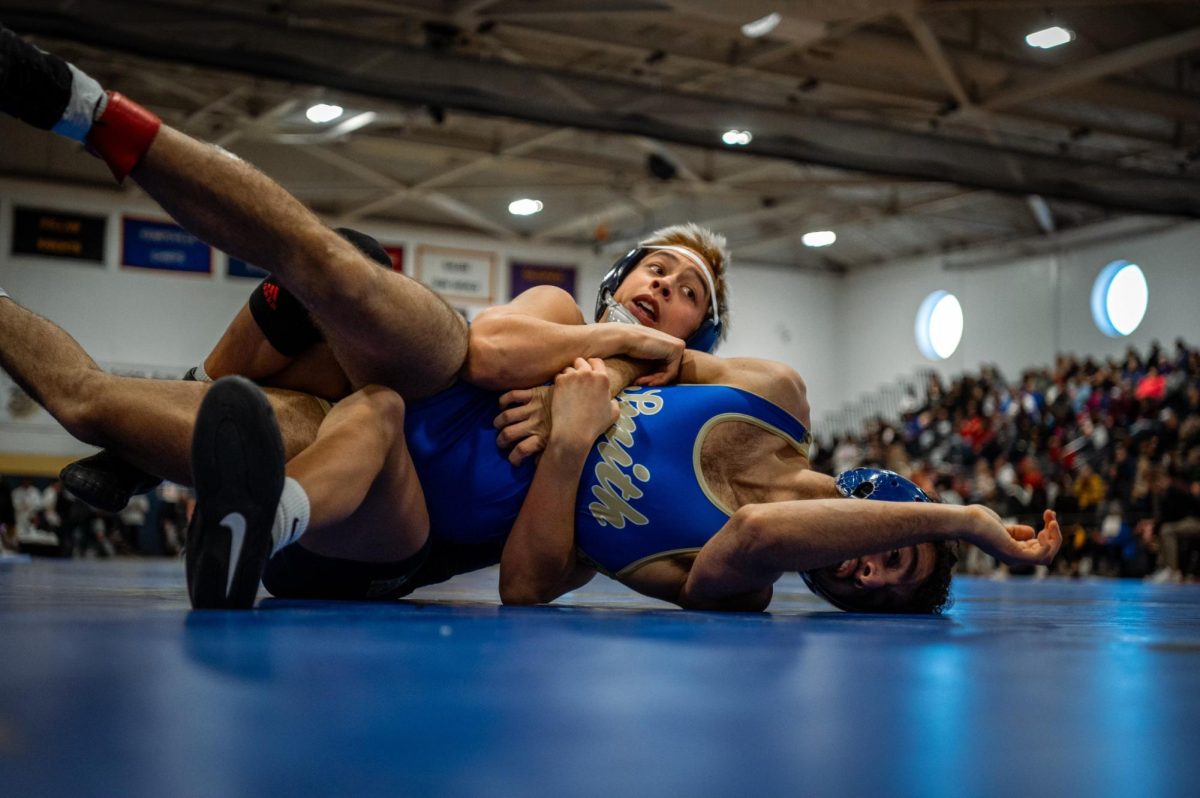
left=803, top=541, right=957, bottom=614
left=802, top=468, right=958, bottom=614
left=594, top=223, right=730, bottom=352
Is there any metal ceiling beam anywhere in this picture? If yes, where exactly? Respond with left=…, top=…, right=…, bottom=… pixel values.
left=983, top=26, right=1200, bottom=111
left=7, top=6, right=1200, bottom=218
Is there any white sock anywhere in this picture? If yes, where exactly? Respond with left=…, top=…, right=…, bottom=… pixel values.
left=270, top=477, right=310, bottom=555
left=50, top=63, right=107, bottom=142
left=0, top=288, right=9, bottom=300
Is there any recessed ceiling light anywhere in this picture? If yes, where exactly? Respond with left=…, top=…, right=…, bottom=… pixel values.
left=508, top=198, right=543, bottom=216
left=741, top=13, right=782, bottom=39
left=305, top=103, right=344, bottom=123
left=721, top=129, right=753, bottom=146
left=1025, top=26, right=1073, bottom=49
left=801, top=230, right=836, bottom=248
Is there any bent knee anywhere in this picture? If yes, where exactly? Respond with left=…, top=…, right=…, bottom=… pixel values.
left=343, top=385, right=407, bottom=438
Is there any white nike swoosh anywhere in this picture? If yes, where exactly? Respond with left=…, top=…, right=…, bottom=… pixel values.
left=221, top=512, right=247, bottom=598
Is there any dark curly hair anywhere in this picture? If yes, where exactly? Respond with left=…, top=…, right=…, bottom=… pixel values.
left=802, top=540, right=959, bottom=614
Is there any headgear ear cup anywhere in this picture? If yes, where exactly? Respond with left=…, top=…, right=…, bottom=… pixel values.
left=593, top=247, right=722, bottom=352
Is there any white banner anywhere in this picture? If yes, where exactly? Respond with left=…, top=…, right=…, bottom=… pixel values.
left=416, top=245, right=495, bottom=303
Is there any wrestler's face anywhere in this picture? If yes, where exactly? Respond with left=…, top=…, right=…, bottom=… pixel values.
left=807, top=544, right=935, bottom=611
left=611, top=249, right=712, bottom=341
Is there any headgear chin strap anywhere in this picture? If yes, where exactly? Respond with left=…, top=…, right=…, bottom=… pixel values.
left=593, top=245, right=722, bottom=352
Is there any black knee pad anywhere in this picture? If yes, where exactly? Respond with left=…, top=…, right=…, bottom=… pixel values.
left=245, top=227, right=390, bottom=357
left=248, top=275, right=324, bottom=357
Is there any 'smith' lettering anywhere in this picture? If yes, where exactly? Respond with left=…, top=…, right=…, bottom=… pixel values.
left=588, top=390, right=664, bottom=528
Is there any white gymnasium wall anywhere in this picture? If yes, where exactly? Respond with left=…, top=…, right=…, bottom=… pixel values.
left=717, top=262, right=841, bottom=424
left=4, top=174, right=1199, bottom=459
left=828, top=220, right=1200, bottom=427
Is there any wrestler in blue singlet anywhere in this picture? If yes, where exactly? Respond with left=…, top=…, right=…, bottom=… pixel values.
left=573, top=385, right=810, bottom=578
left=404, top=381, right=810, bottom=580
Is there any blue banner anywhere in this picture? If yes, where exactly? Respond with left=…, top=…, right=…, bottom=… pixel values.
left=121, top=217, right=211, bottom=274
left=227, top=257, right=269, bottom=279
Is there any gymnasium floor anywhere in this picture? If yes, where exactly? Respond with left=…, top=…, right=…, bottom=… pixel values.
left=1, top=558, right=1198, bottom=798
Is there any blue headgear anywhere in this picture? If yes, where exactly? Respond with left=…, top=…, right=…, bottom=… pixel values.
left=594, top=246, right=722, bottom=353
left=801, top=468, right=932, bottom=610
left=833, top=468, right=933, bottom=503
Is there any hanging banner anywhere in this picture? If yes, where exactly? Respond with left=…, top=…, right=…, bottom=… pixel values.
left=509, top=261, right=576, bottom=300
left=383, top=245, right=405, bottom=273
left=11, top=206, right=106, bottom=263
left=227, top=257, right=269, bottom=280
left=121, top=217, right=212, bottom=274
left=416, top=245, right=495, bottom=303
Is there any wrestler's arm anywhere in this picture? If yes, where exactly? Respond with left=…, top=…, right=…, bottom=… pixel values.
left=465, top=286, right=686, bottom=390
left=494, top=352, right=810, bottom=467
left=498, top=358, right=614, bottom=605
left=676, top=351, right=811, bottom=429
left=677, top=502, right=1061, bottom=609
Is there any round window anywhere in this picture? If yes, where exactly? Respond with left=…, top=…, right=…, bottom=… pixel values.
left=1091, top=259, right=1147, bottom=337
left=915, top=291, right=963, bottom=360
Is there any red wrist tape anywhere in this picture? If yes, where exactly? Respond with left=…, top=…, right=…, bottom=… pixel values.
left=85, top=92, right=162, bottom=182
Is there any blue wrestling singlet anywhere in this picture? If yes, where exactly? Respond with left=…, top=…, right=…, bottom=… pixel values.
left=404, top=381, right=535, bottom=545
left=405, top=381, right=810, bottom=583
left=573, top=385, right=811, bottom=578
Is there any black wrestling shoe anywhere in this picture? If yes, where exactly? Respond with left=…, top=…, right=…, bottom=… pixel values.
left=186, top=376, right=285, bottom=610
left=60, top=451, right=162, bottom=513
left=0, top=25, right=74, bottom=129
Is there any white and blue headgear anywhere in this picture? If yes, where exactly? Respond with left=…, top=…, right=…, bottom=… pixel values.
left=594, top=245, right=722, bottom=353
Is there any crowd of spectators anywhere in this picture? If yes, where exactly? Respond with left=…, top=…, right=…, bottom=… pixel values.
left=812, top=338, right=1200, bottom=582
left=1, top=476, right=191, bottom=560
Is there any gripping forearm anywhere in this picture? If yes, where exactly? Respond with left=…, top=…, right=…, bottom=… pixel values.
left=467, top=315, right=647, bottom=390
left=498, top=439, right=592, bottom=604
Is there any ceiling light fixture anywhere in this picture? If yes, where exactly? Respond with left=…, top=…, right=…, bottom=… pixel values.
left=305, top=103, right=344, bottom=123
left=722, top=129, right=753, bottom=146
left=741, top=12, right=782, bottom=39
left=508, top=198, right=543, bottom=216
left=1025, top=26, right=1073, bottom=49
left=801, top=230, right=836, bottom=248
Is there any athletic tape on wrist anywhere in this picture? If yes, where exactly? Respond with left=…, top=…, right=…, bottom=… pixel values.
left=50, top=63, right=105, bottom=142
left=85, top=92, right=162, bottom=182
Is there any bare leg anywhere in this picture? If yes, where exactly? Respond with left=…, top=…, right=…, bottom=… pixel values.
left=285, top=386, right=429, bottom=563
left=130, top=127, right=467, bottom=399
left=203, top=303, right=295, bottom=383
left=204, top=303, right=354, bottom=401
left=0, top=297, right=324, bottom=483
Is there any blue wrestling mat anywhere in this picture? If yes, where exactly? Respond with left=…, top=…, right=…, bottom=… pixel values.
left=1, top=559, right=1198, bottom=798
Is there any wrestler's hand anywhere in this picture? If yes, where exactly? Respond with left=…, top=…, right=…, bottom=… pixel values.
left=964, top=506, right=1062, bottom=566
left=495, top=385, right=553, bottom=467
left=549, top=358, right=620, bottom=451
left=618, top=327, right=685, bottom=387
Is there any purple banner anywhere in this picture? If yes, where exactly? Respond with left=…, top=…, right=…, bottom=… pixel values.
left=509, top=261, right=576, bottom=300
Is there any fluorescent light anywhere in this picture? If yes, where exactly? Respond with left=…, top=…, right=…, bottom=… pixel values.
left=721, top=129, right=753, bottom=146
left=508, top=198, right=543, bottom=216
left=1025, top=26, right=1073, bottom=49
left=801, top=230, right=836, bottom=248
left=305, top=103, right=344, bottom=123
left=741, top=12, right=782, bottom=39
